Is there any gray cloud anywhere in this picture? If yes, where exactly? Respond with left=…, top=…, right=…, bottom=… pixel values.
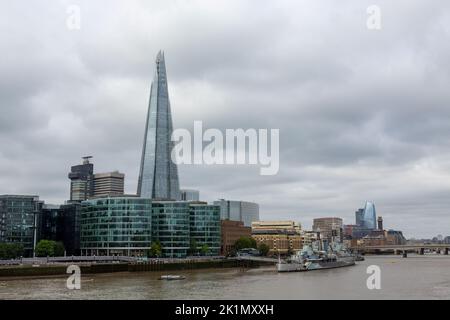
left=1, top=0, right=450, bottom=238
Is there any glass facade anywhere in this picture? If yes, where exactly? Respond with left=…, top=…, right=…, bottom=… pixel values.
left=152, top=201, right=190, bottom=258
left=80, top=198, right=221, bottom=258
left=214, top=199, right=260, bottom=227
left=137, top=51, right=180, bottom=200
left=0, top=195, right=41, bottom=257
left=361, top=201, right=377, bottom=230
left=81, top=197, right=153, bottom=256
left=189, top=204, right=221, bottom=256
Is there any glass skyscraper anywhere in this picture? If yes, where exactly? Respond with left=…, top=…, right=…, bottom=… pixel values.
left=137, top=51, right=180, bottom=200
left=355, top=201, right=377, bottom=230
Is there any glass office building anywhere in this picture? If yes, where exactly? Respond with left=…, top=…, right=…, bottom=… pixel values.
left=80, top=198, right=221, bottom=258
left=359, top=201, right=377, bottom=230
left=189, top=203, right=221, bottom=256
left=214, top=199, right=260, bottom=227
left=137, top=51, right=181, bottom=200
left=80, top=197, right=153, bottom=256
left=0, top=195, right=41, bottom=257
left=152, top=201, right=190, bottom=258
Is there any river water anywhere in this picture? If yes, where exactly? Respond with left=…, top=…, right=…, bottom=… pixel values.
left=1, top=255, right=450, bottom=300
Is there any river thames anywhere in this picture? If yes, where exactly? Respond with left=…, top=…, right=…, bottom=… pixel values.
left=1, top=255, right=450, bottom=300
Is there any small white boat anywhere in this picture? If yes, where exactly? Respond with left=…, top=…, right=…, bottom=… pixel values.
left=159, top=275, right=186, bottom=281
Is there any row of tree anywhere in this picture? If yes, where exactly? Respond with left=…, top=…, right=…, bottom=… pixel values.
left=1, top=237, right=268, bottom=259
left=0, top=240, right=66, bottom=259
left=146, top=240, right=212, bottom=258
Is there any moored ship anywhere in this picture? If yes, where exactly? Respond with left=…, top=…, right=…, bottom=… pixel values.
left=277, top=243, right=356, bottom=272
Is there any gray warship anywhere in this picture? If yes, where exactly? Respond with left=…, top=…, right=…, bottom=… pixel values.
left=277, top=242, right=356, bottom=272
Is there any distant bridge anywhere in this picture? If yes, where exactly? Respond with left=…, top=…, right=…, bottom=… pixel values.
left=351, top=244, right=450, bottom=255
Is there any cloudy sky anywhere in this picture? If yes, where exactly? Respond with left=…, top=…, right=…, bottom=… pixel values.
left=1, top=0, right=450, bottom=238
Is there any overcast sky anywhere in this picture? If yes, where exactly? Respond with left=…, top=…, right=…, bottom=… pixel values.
left=1, top=0, right=450, bottom=238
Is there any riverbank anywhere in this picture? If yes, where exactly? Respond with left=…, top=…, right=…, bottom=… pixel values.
left=0, top=258, right=274, bottom=279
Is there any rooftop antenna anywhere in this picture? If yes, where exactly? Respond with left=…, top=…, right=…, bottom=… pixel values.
left=82, top=156, right=93, bottom=164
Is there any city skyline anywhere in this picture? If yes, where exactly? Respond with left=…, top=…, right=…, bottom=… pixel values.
left=2, top=1, right=450, bottom=238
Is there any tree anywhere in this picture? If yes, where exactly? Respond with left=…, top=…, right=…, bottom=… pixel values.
left=258, top=243, right=270, bottom=256
left=148, top=241, right=162, bottom=258
left=200, top=244, right=210, bottom=256
left=0, top=243, right=24, bottom=259
left=234, top=237, right=257, bottom=251
left=189, top=239, right=198, bottom=256
left=36, top=240, right=55, bottom=257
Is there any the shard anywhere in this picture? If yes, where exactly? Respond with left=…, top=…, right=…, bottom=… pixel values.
left=137, top=51, right=181, bottom=200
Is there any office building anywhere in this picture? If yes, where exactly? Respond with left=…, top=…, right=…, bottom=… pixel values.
left=252, top=220, right=303, bottom=256
left=80, top=197, right=153, bottom=256
left=189, top=202, right=221, bottom=256
left=38, top=204, right=62, bottom=242
left=68, top=156, right=94, bottom=202
left=181, top=189, right=200, bottom=201
left=38, top=203, right=82, bottom=256
left=0, top=195, right=42, bottom=257
left=355, top=201, right=377, bottom=230
left=151, top=201, right=190, bottom=258
left=93, top=171, right=125, bottom=198
left=312, top=217, right=343, bottom=243
left=80, top=197, right=220, bottom=258
left=214, top=199, right=259, bottom=227
left=221, top=220, right=252, bottom=256
left=137, top=51, right=181, bottom=200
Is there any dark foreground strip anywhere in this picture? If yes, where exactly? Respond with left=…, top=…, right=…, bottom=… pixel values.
left=0, top=300, right=445, bottom=319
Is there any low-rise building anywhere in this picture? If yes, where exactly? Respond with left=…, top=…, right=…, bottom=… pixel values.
left=220, top=220, right=251, bottom=256
left=251, top=221, right=303, bottom=256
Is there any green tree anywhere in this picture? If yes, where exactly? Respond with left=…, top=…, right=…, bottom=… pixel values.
left=234, top=236, right=257, bottom=251
left=35, top=240, right=55, bottom=257
left=148, top=241, right=162, bottom=258
left=258, top=243, right=270, bottom=256
left=189, top=239, right=198, bottom=256
left=200, top=244, right=210, bottom=256
left=0, top=243, right=24, bottom=259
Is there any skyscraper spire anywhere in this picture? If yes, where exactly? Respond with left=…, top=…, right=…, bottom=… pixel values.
left=137, top=51, right=181, bottom=200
